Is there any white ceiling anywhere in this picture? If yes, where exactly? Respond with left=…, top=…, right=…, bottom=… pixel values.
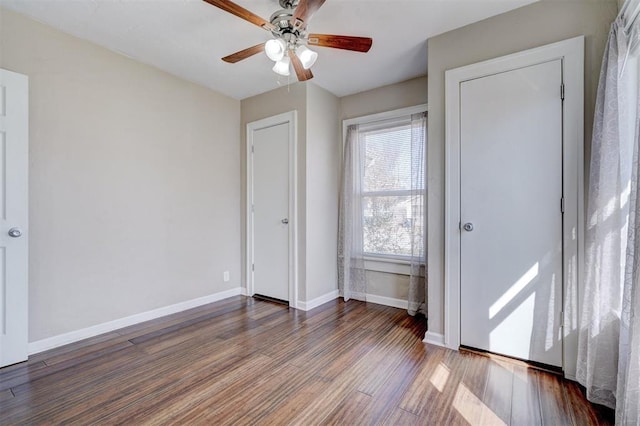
left=1, top=0, right=536, bottom=100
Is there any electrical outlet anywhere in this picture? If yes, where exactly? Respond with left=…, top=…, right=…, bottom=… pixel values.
left=223, top=271, right=230, bottom=282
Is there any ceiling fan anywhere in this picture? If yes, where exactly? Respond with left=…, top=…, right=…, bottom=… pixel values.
left=203, top=0, right=373, bottom=81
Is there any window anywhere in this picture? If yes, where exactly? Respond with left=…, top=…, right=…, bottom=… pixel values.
left=340, top=107, right=426, bottom=267
left=359, top=118, right=424, bottom=259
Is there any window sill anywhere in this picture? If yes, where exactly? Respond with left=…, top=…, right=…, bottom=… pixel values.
left=364, top=257, right=411, bottom=275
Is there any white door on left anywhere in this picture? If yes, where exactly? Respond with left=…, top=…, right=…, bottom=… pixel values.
left=252, top=122, right=290, bottom=302
left=0, top=69, right=29, bottom=367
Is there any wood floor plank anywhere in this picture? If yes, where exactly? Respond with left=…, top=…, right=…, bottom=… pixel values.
left=538, top=370, right=574, bottom=425
left=0, top=345, right=146, bottom=422
left=323, top=390, right=373, bottom=425
left=287, top=324, right=372, bottom=371
left=71, top=351, right=246, bottom=425
left=248, top=301, right=288, bottom=320
left=380, top=407, right=422, bottom=425
left=0, top=296, right=610, bottom=425
left=446, top=352, right=491, bottom=425
left=0, top=361, right=47, bottom=392
left=287, top=346, right=386, bottom=424
left=257, top=376, right=332, bottom=425
left=113, top=295, right=246, bottom=341
left=28, top=332, right=124, bottom=364
left=202, top=363, right=309, bottom=425
left=398, top=345, right=447, bottom=414
left=7, top=332, right=228, bottom=421
left=481, top=359, right=514, bottom=425
left=418, top=348, right=469, bottom=424
left=564, top=380, right=615, bottom=425
left=357, top=316, right=427, bottom=396
left=511, top=364, right=542, bottom=425
left=8, top=342, right=138, bottom=397
left=144, top=355, right=279, bottom=424
left=0, top=389, right=14, bottom=402
left=127, top=302, right=252, bottom=345
left=366, top=352, right=427, bottom=423
left=314, top=331, right=379, bottom=381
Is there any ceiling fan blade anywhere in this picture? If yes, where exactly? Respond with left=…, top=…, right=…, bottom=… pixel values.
left=222, top=43, right=266, bottom=63
left=290, top=0, right=326, bottom=29
left=307, top=34, right=373, bottom=52
left=202, top=0, right=276, bottom=31
left=289, top=51, right=314, bottom=82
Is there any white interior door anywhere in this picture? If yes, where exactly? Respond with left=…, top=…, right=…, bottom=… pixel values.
left=460, top=60, right=563, bottom=367
left=0, top=69, right=29, bottom=367
left=251, top=121, right=290, bottom=302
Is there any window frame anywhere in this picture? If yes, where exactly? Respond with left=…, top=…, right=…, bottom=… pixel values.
left=342, top=104, right=427, bottom=269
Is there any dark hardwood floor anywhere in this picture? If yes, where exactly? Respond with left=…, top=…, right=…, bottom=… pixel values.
left=0, top=296, right=613, bottom=425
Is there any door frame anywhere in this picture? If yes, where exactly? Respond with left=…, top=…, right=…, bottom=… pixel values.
left=444, top=36, right=584, bottom=378
left=246, top=111, right=298, bottom=308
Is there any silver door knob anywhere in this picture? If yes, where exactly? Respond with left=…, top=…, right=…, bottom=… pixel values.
left=281, top=218, right=289, bottom=224
left=8, top=227, right=22, bottom=238
left=463, top=223, right=474, bottom=232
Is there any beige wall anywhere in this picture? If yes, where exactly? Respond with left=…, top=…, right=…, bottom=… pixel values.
left=306, top=84, right=340, bottom=301
left=426, top=0, right=617, bottom=336
left=0, top=8, right=241, bottom=341
left=339, top=77, right=428, bottom=301
left=340, top=76, right=428, bottom=121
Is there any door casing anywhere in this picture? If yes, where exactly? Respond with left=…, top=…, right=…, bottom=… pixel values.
left=444, top=36, right=584, bottom=379
left=246, top=111, right=298, bottom=308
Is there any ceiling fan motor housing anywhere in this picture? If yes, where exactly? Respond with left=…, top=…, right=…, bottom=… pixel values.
left=269, top=8, right=306, bottom=48
left=278, top=0, right=299, bottom=9
left=270, top=10, right=294, bottom=31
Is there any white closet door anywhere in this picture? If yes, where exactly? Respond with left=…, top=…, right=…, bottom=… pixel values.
left=460, top=60, right=563, bottom=367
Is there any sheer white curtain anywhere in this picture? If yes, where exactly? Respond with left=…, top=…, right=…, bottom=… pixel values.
left=338, top=113, right=427, bottom=314
left=578, top=0, right=640, bottom=423
left=338, top=124, right=366, bottom=301
left=408, top=112, right=427, bottom=316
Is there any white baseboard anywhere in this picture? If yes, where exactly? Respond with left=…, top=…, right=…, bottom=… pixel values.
left=365, top=293, right=408, bottom=310
left=241, top=286, right=249, bottom=296
left=28, top=287, right=243, bottom=355
left=297, top=290, right=339, bottom=311
left=339, top=291, right=409, bottom=310
left=423, top=330, right=446, bottom=347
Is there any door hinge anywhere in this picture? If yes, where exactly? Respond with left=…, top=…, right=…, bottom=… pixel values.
left=560, top=83, right=565, bottom=101
left=561, top=197, right=565, bottom=214
left=252, top=204, right=254, bottom=213
left=252, top=263, right=255, bottom=271
left=459, top=221, right=462, bottom=231
left=251, top=145, right=254, bottom=153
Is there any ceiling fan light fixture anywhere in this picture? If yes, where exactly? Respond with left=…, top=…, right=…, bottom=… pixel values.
left=265, top=38, right=287, bottom=62
left=273, top=55, right=291, bottom=76
left=296, top=45, right=318, bottom=69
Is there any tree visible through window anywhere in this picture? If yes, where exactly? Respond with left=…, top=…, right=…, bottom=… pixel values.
left=360, top=120, right=424, bottom=258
